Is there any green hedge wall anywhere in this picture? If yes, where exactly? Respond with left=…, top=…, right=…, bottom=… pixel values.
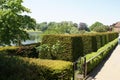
left=85, top=38, right=118, bottom=73
left=0, top=54, right=73, bottom=80
left=0, top=43, right=40, bottom=58
left=39, top=32, right=118, bottom=62
left=39, top=35, right=74, bottom=61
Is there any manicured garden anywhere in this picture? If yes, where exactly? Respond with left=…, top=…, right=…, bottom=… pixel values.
left=77, top=38, right=118, bottom=75
left=0, top=32, right=118, bottom=80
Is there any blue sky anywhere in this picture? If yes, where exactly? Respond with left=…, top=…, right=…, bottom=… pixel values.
left=23, top=0, right=120, bottom=26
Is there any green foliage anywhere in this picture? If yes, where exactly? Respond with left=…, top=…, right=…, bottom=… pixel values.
left=39, top=35, right=74, bottom=61
left=69, top=27, right=80, bottom=34
left=37, top=41, right=65, bottom=59
left=78, top=38, right=118, bottom=74
left=89, top=21, right=103, bottom=31
left=39, top=32, right=118, bottom=61
left=39, top=21, right=80, bottom=34
left=16, top=45, right=39, bottom=58
left=0, top=0, right=36, bottom=45
left=78, top=22, right=90, bottom=31
left=82, top=35, right=93, bottom=55
left=0, top=43, right=40, bottom=58
left=36, top=22, right=48, bottom=31
left=0, top=54, right=73, bottom=80
left=0, top=46, right=19, bottom=55
left=93, top=25, right=109, bottom=32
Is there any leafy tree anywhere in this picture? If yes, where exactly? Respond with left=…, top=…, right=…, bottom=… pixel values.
left=43, top=21, right=78, bottom=34
left=58, top=21, right=74, bottom=33
left=36, top=22, right=48, bottom=31
left=41, top=21, right=85, bottom=34
left=93, top=25, right=109, bottom=32
left=0, top=0, right=36, bottom=46
left=47, top=22, right=57, bottom=30
left=69, top=27, right=80, bottom=34
left=78, top=22, right=90, bottom=31
left=73, top=23, right=78, bottom=28
left=89, top=22, right=103, bottom=31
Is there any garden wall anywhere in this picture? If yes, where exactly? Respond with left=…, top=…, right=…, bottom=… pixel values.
left=39, top=32, right=118, bottom=61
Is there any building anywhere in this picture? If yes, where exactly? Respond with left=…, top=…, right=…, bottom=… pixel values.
left=112, top=21, right=120, bottom=32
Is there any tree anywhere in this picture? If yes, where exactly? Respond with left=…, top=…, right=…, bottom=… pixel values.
left=93, top=25, right=109, bottom=32
left=89, top=21, right=103, bottom=31
left=90, top=22, right=109, bottom=32
left=69, top=27, right=80, bottom=34
left=73, top=23, right=78, bottom=28
left=42, top=21, right=80, bottom=34
left=36, top=22, right=48, bottom=31
left=0, top=0, right=36, bottom=46
left=78, top=22, right=90, bottom=31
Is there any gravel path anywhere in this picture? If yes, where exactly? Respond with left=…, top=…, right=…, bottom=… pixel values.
left=91, top=45, right=120, bottom=80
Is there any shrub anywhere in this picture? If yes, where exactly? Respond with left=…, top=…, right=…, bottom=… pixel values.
left=78, top=38, right=118, bottom=74
left=0, top=43, right=40, bottom=58
left=0, top=46, right=19, bottom=55
left=16, top=45, right=39, bottom=58
left=39, top=32, right=118, bottom=62
left=37, top=41, right=66, bottom=60
left=0, top=54, right=73, bottom=80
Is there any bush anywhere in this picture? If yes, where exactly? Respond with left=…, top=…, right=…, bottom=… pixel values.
left=0, top=54, right=73, bottom=80
left=0, top=43, right=40, bottom=58
left=39, top=32, right=118, bottom=62
left=78, top=38, right=118, bottom=74
left=16, top=45, right=39, bottom=58
left=0, top=46, right=19, bottom=55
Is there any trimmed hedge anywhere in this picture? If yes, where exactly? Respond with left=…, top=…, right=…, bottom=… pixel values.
left=80, top=38, right=118, bottom=74
left=0, top=54, right=73, bottom=80
left=0, top=43, right=40, bottom=58
left=39, top=32, right=118, bottom=61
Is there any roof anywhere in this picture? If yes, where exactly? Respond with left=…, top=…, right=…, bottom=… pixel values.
left=112, top=21, right=120, bottom=28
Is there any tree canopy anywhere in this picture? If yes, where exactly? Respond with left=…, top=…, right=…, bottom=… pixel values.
left=89, top=21, right=109, bottom=32
left=78, top=22, right=90, bottom=31
left=89, top=22, right=103, bottom=31
left=36, top=21, right=80, bottom=34
left=0, top=0, right=36, bottom=45
left=93, top=25, right=109, bottom=32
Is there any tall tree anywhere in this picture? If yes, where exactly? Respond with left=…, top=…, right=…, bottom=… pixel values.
left=36, top=22, right=48, bottom=31
left=0, top=0, right=36, bottom=46
left=90, top=21, right=109, bottom=32
left=89, top=21, right=103, bottom=31
left=78, top=22, right=90, bottom=31
left=93, top=25, right=109, bottom=32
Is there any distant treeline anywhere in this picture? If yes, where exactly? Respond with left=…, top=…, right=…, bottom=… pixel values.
left=35, top=21, right=113, bottom=35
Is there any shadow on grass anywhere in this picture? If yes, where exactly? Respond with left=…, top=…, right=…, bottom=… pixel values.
left=86, top=44, right=118, bottom=80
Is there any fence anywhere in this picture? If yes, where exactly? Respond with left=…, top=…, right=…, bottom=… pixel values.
left=73, top=50, right=105, bottom=80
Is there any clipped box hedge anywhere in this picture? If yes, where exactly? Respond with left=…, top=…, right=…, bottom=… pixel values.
left=83, top=38, right=118, bottom=74
left=0, top=43, right=40, bottom=58
left=40, top=32, right=118, bottom=62
left=0, top=54, right=73, bottom=80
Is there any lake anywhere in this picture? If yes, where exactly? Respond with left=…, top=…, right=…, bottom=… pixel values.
left=22, top=31, right=42, bottom=45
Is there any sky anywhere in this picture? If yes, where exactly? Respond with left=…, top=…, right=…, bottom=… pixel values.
left=23, top=0, right=120, bottom=26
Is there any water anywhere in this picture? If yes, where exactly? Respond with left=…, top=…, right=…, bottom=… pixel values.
left=22, top=31, right=42, bottom=44
left=0, top=31, right=42, bottom=46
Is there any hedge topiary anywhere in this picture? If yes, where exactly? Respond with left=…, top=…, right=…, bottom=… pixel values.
left=39, top=32, right=118, bottom=62
left=79, top=38, right=118, bottom=74
left=0, top=54, right=73, bottom=80
left=0, top=43, right=40, bottom=58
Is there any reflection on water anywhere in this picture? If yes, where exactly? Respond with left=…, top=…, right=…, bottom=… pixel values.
left=22, top=31, right=42, bottom=44
left=0, top=31, right=42, bottom=46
